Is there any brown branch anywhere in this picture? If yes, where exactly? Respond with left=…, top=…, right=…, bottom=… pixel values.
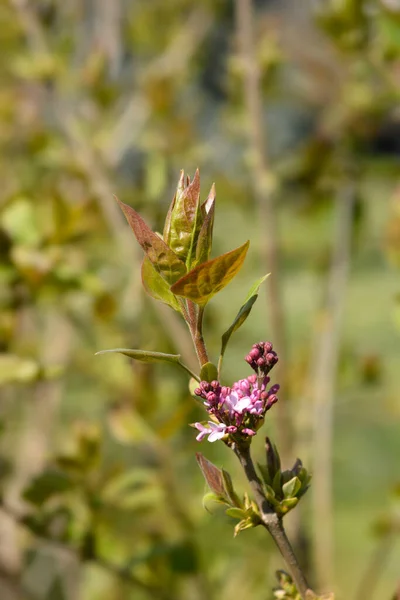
left=235, top=0, right=292, bottom=462
left=233, top=443, right=310, bottom=599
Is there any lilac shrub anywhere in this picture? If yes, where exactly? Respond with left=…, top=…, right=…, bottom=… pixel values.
left=98, top=170, right=332, bottom=600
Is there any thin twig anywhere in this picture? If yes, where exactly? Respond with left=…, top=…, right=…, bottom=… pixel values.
left=233, top=443, right=310, bottom=599
left=235, top=0, right=292, bottom=462
left=311, top=184, right=354, bottom=590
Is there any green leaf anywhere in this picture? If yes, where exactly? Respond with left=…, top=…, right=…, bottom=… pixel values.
left=141, top=257, right=182, bottom=312
left=257, top=463, right=272, bottom=486
left=170, top=241, right=250, bottom=305
left=23, top=470, right=75, bottom=506
left=115, top=197, right=186, bottom=284
left=96, top=348, right=181, bottom=364
left=221, top=469, right=242, bottom=508
left=280, top=497, right=299, bottom=514
left=234, top=516, right=259, bottom=537
left=282, top=476, right=302, bottom=499
left=272, top=470, right=282, bottom=497
left=0, top=354, right=40, bottom=386
left=95, top=348, right=199, bottom=381
left=194, top=187, right=215, bottom=266
left=264, top=483, right=277, bottom=501
left=202, top=492, right=227, bottom=510
left=225, top=507, right=246, bottom=519
left=200, top=362, right=218, bottom=382
left=167, top=169, right=202, bottom=263
left=219, top=274, right=269, bottom=365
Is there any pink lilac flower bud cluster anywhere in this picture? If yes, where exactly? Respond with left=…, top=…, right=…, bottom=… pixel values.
left=193, top=343, right=279, bottom=443
left=245, top=341, right=278, bottom=376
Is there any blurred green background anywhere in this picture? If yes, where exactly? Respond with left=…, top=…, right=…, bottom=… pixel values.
left=1, top=1, right=400, bottom=599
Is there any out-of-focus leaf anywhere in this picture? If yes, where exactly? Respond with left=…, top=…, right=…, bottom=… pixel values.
left=108, top=404, right=155, bottom=445
left=219, top=274, right=269, bottom=372
left=194, top=192, right=215, bottom=266
left=102, top=469, right=155, bottom=502
left=23, top=470, right=75, bottom=506
left=167, top=170, right=202, bottom=265
left=115, top=197, right=186, bottom=284
left=96, top=348, right=199, bottom=380
left=170, top=240, right=250, bottom=305
left=1, top=198, right=41, bottom=245
left=199, top=362, right=218, bottom=382
left=141, top=257, right=182, bottom=312
left=0, top=354, right=40, bottom=386
left=169, top=541, right=198, bottom=574
left=101, top=468, right=161, bottom=510
left=156, top=402, right=192, bottom=439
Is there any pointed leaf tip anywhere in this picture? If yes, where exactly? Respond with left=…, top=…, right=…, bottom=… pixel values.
left=115, top=196, right=186, bottom=284
left=219, top=273, right=269, bottom=368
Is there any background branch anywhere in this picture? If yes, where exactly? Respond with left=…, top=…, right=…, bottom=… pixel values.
left=311, top=184, right=354, bottom=590
left=235, top=0, right=293, bottom=463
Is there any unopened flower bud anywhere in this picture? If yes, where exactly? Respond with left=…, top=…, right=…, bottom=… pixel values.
left=266, top=394, right=278, bottom=409
left=242, top=428, right=256, bottom=436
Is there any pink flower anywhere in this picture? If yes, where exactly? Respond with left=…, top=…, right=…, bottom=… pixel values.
left=194, top=421, right=227, bottom=442
left=192, top=342, right=280, bottom=443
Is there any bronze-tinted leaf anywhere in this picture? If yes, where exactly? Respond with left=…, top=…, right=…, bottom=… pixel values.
left=170, top=241, right=250, bottom=305
left=141, top=257, right=181, bottom=312
left=196, top=453, right=226, bottom=498
left=115, top=197, right=186, bottom=284
left=168, top=169, right=202, bottom=264
left=200, top=182, right=216, bottom=220
left=194, top=196, right=215, bottom=266
left=196, top=453, right=241, bottom=509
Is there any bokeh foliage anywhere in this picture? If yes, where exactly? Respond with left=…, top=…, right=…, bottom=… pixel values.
left=1, top=1, right=400, bottom=599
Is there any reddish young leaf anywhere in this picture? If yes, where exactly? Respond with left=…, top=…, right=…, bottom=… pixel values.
left=196, top=453, right=227, bottom=499
left=115, top=197, right=186, bottom=284
left=170, top=240, right=250, bottom=305
left=194, top=193, right=215, bottom=266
